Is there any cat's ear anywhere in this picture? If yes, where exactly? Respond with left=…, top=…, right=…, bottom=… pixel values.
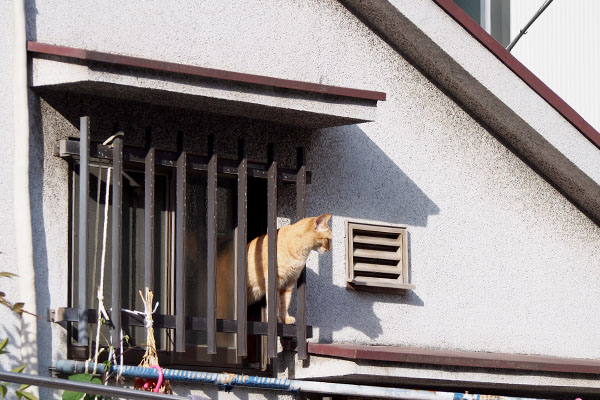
left=314, top=214, right=331, bottom=231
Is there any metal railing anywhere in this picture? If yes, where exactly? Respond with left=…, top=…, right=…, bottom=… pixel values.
left=1, top=367, right=552, bottom=400
left=0, top=371, right=189, bottom=400
left=55, top=116, right=312, bottom=362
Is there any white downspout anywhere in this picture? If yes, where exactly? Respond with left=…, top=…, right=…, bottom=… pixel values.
left=13, top=0, right=39, bottom=393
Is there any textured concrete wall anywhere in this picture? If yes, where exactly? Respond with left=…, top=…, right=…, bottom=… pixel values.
left=0, top=0, right=25, bottom=374
left=23, top=0, right=600, bottom=394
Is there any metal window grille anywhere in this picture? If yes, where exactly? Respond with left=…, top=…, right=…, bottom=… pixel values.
left=53, top=116, right=312, bottom=366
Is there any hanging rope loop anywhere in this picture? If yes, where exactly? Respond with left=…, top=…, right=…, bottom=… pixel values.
left=122, top=300, right=159, bottom=329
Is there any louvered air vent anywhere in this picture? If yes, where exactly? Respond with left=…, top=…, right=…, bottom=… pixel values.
left=346, top=222, right=415, bottom=291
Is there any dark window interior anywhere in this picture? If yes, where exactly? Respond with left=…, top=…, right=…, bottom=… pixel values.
left=71, top=161, right=269, bottom=370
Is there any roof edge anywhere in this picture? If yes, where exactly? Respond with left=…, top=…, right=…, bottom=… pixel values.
left=309, top=343, right=600, bottom=375
left=340, top=0, right=600, bottom=225
left=432, top=0, right=600, bottom=149
left=27, top=41, right=386, bottom=102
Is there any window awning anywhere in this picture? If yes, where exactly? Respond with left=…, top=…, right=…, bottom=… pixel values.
left=28, top=41, right=385, bottom=129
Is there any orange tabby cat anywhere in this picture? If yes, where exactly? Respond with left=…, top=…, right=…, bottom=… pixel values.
left=216, top=214, right=332, bottom=327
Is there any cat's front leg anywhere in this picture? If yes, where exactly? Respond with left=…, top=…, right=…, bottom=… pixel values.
left=278, top=287, right=295, bottom=324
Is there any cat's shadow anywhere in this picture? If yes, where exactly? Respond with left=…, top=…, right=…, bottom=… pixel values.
left=294, top=249, right=423, bottom=344
left=289, top=124, right=431, bottom=344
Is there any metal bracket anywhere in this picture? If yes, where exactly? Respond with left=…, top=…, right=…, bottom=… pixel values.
left=48, top=308, right=69, bottom=329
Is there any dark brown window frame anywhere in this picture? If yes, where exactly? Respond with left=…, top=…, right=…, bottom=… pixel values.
left=53, top=117, right=313, bottom=372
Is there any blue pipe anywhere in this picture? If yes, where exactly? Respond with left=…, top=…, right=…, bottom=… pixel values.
left=56, top=360, right=291, bottom=392
left=56, top=360, right=550, bottom=400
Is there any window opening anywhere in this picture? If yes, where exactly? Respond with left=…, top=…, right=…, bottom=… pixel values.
left=57, top=117, right=312, bottom=371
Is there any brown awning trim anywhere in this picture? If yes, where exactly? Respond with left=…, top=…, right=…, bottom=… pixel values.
left=308, top=343, right=600, bottom=375
left=432, top=0, right=600, bottom=149
left=27, top=41, right=386, bottom=102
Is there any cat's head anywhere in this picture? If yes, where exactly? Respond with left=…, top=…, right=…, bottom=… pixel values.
left=311, top=214, right=332, bottom=253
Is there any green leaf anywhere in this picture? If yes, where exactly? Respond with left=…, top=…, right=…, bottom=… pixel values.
left=12, top=303, right=24, bottom=314
left=11, top=365, right=25, bottom=373
left=0, top=338, right=8, bottom=351
left=17, top=384, right=30, bottom=391
left=63, top=374, right=101, bottom=400
left=0, top=272, right=17, bottom=278
left=16, top=390, right=37, bottom=400
left=62, top=390, right=85, bottom=400
left=0, top=384, right=7, bottom=399
left=67, top=374, right=99, bottom=384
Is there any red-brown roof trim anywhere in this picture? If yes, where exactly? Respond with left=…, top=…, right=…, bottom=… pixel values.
left=432, top=0, right=600, bottom=149
left=309, top=343, right=600, bottom=374
left=27, top=41, right=386, bottom=102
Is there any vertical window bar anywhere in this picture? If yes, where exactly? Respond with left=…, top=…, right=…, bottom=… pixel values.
left=267, top=144, right=278, bottom=359
left=236, top=139, right=248, bottom=357
left=295, top=147, right=308, bottom=360
left=110, top=136, right=123, bottom=348
left=77, top=116, right=90, bottom=346
left=144, top=128, right=155, bottom=291
left=206, top=135, right=218, bottom=355
left=175, top=131, right=187, bottom=353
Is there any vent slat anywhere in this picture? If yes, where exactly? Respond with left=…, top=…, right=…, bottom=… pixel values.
left=353, top=263, right=401, bottom=275
left=352, top=275, right=415, bottom=290
left=352, top=275, right=402, bottom=286
left=353, top=248, right=401, bottom=261
left=353, top=235, right=401, bottom=246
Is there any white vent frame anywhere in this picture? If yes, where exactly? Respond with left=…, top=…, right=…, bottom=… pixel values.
left=346, top=221, right=415, bottom=291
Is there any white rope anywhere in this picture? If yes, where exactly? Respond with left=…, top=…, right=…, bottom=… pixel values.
left=97, top=166, right=111, bottom=323
left=122, top=301, right=159, bottom=329
left=90, top=167, right=103, bottom=309
left=92, top=167, right=111, bottom=375
left=86, top=132, right=123, bottom=381
left=105, top=347, right=116, bottom=386
left=118, top=329, right=124, bottom=382
left=102, top=132, right=124, bottom=146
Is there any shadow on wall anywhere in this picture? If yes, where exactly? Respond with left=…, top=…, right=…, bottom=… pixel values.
left=307, top=125, right=439, bottom=227
left=306, top=125, right=435, bottom=343
left=0, top=322, right=26, bottom=369
left=25, top=5, right=56, bottom=400
left=308, top=249, right=424, bottom=343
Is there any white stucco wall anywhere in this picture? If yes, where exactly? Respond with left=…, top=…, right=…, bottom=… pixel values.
left=22, top=0, right=600, bottom=395
left=0, top=0, right=25, bottom=375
